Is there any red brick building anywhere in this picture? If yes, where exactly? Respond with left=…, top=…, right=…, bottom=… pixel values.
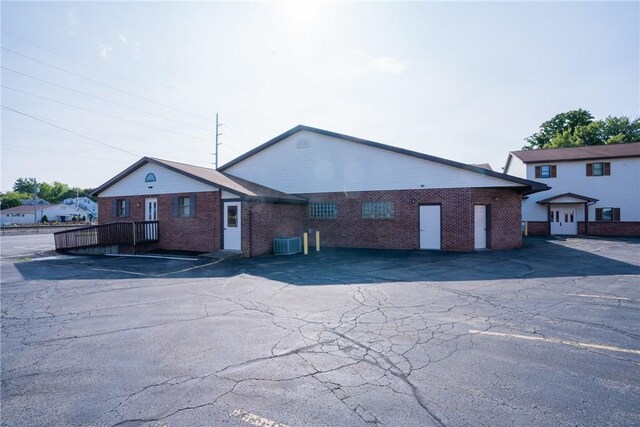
left=91, top=126, right=548, bottom=256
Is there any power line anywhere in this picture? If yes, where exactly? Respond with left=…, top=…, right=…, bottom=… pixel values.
left=2, top=105, right=140, bottom=157
left=2, top=66, right=215, bottom=133
left=223, top=123, right=261, bottom=146
left=2, top=85, right=211, bottom=142
left=222, top=133, right=255, bottom=151
left=2, top=143, right=132, bottom=164
left=1, top=46, right=213, bottom=123
left=3, top=123, right=205, bottom=155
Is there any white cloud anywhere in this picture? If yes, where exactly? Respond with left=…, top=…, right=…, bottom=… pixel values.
left=355, top=51, right=408, bottom=75
left=118, top=34, right=128, bottom=44
left=369, top=55, right=408, bottom=75
left=99, top=44, right=113, bottom=60
left=67, top=10, right=79, bottom=36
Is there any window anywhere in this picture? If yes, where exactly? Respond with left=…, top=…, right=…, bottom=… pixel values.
left=173, top=195, right=196, bottom=218
left=592, top=163, right=603, bottom=176
left=145, top=173, right=157, bottom=183
left=587, top=162, right=610, bottom=176
left=309, top=202, right=337, bottom=219
left=535, top=165, right=556, bottom=179
left=362, top=201, right=395, bottom=219
left=113, top=199, right=129, bottom=218
left=227, top=205, right=238, bottom=227
left=596, top=207, right=620, bottom=222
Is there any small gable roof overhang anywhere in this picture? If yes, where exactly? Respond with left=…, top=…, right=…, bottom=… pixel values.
left=89, top=157, right=307, bottom=205
left=218, top=125, right=550, bottom=196
left=537, top=192, right=598, bottom=205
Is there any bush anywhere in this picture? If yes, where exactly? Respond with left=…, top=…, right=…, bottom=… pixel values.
left=40, top=215, right=49, bottom=223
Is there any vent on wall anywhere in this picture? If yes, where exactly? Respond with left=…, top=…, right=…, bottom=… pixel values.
left=296, top=139, right=310, bottom=149
left=273, top=237, right=302, bottom=255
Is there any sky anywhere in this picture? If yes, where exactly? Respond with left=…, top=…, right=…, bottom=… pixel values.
left=1, top=1, right=638, bottom=193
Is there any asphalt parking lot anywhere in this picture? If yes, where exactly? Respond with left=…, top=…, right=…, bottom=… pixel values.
left=1, top=235, right=639, bottom=426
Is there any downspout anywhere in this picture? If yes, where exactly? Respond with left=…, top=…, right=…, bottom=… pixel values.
left=249, top=201, right=253, bottom=257
left=546, top=204, right=551, bottom=236
left=585, top=201, right=597, bottom=236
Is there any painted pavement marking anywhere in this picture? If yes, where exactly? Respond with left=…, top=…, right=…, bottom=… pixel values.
left=469, top=329, right=640, bottom=356
left=562, top=293, right=631, bottom=301
left=231, top=409, right=290, bottom=427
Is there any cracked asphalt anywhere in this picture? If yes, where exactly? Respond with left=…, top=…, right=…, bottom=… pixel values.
left=1, top=235, right=639, bottom=426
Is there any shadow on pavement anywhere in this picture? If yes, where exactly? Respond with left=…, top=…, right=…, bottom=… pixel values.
left=11, top=237, right=640, bottom=285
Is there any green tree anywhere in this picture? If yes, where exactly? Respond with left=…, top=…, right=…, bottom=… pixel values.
left=12, top=177, right=38, bottom=194
left=524, top=109, right=594, bottom=149
left=0, top=192, right=31, bottom=209
left=524, top=110, right=640, bottom=150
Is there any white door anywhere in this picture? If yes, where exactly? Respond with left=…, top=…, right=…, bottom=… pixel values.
left=144, top=198, right=158, bottom=240
left=223, top=202, right=241, bottom=250
left=419, top=205, right=441, bottom=250
left=550, top=207, right=577, bottom=235
left=474, top=205, right=487, bottom=249
left=145, top=198, right=157, bottom=221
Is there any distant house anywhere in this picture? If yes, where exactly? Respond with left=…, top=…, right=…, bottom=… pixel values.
left=63, top=197, right=98, bottom=219
left=88, top=125, right=547, bottom=256
left=20, top=199, right=50, bottom=206
left=1, top=203, right=92, bottom=225
left=504, top=142, right=640, bottom=236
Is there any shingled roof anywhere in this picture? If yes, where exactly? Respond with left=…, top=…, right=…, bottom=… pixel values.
left=90, top=157, right=307, bottom=204
left=510, top=142, right=640, bottom=163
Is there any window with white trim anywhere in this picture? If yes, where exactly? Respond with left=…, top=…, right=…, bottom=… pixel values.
left=362, top=201, right=395, bottom=219
left=309, top=202, right=337, bottom=219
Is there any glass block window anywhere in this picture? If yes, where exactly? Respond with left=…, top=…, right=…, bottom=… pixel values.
left=309, top=202, right=337, bottom=219
left=362, top=201, right=395, bottom=219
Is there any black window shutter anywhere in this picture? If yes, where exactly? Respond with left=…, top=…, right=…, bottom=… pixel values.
left=535, top=166, right=541, bottom=179
left=595, top=208, right=602, bottom=221
left=190, top=195, right=196, bottom=217
left=613, top=208, right=620, bottom=222
left=551, top=165, right=557, bottom=178
left=172, top=197, right=179, bottom=217
left=586, top=163, right=593, bottom=176
left=124, top=199, right=130, bottom=218
left=111, top=199, right=117, bottom=217
left=604, top=162, right=611, bottom=176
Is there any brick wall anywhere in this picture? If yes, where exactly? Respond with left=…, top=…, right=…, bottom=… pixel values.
left=242, top=202, right=305, bottom=257
left=525, top=221, right=549, bottom=236
left=579, top=221, right=640, bottom=236
left=296, top=188, right=523, bottom=251
left=98, top=191, right=221, bottom=253
left=99, top=187, right=525, bottom=255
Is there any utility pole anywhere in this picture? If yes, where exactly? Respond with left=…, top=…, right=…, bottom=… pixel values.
left=33, top=181, right=40, bottom=227
left=214, top=113, right=223, bottom=170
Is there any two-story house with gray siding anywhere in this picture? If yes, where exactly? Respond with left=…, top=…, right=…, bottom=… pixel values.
left=504, top=143, right=640, bottom=236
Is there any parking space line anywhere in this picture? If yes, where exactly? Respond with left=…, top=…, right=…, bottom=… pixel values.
left=231, top=409, right=290, bottom=427
left=562, top=293, right=630, bottom=301
left=90, top=260, right=221, bottom=277
left=469, top=329, right=640, bottom=355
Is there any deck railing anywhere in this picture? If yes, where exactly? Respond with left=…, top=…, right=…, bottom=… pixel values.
left=54, top=221, right=159, bottom=250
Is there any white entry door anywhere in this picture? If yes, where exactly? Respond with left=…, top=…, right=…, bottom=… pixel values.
left=474, top=205, right=487, bottom=249
left=550, top=207, right=577, bottom=235
left=419, top=205, right=441, bottom=250
left=223, top=202, right=242, bottom=250
left=144, top=198, right=158, bottom=240
left=145, top=198, right=158, bottom=221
